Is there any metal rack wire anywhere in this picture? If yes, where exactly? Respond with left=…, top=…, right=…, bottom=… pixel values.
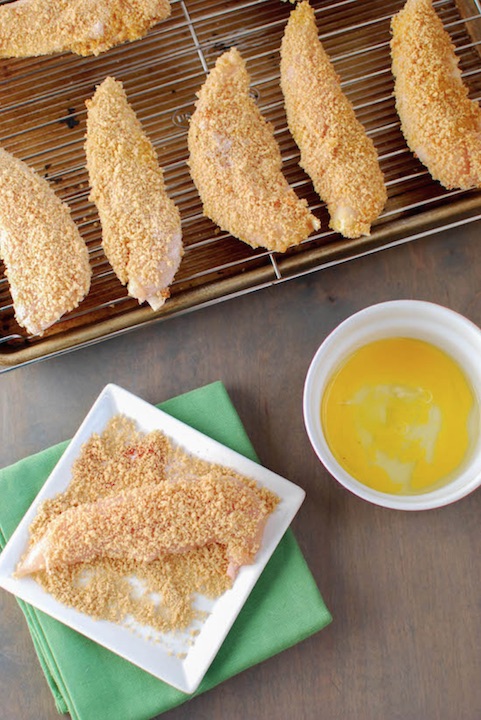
left=1, top=0, right=481, bottom=370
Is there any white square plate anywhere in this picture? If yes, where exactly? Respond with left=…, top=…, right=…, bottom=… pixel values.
left=0, top=384, right=305, bottom=694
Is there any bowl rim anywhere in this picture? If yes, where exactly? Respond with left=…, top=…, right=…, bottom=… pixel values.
left=303, top=300, right=481, bottom=510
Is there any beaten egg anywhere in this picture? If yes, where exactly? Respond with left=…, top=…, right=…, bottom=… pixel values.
left=321, top=337, right=478, bottom=494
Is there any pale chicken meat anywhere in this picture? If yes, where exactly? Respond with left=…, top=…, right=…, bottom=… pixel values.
left=0, top=148, right=91, bottom=336
left=391, top=0, right=481, bottom=189
left=188, top=47, right=320, bottom=253
left=16, top=475, right=272, bottom=580
left=0, top=0, right=171, bottom=58
left=85, top=77, right=183, bottom=311
left=280, top=1, right=386, bottom=239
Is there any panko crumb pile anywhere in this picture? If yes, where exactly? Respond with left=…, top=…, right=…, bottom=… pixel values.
left=21, top=416, right=279, bottom=639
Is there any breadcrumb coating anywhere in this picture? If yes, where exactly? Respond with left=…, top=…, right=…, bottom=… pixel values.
left=280, top=1, right=386, bottom=239
left=17, top=475, right=271, bottom=578
left=16, top=417, right=279, bottom=633
left=391, top=0, right=481, bottom=190
left=0, top=148, right=91, bottom=336
left=0, top=0, right=171, bottom=58
left=188, top=47, right=320, bottom=253
left=85, top=77, right=183, bottom=311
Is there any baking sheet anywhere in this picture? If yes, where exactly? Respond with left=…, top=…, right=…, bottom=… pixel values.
left=1, top=0, right=481, bottom=370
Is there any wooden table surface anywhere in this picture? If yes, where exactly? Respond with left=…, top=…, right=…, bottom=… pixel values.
left=2, top=223, right=481, bottom=720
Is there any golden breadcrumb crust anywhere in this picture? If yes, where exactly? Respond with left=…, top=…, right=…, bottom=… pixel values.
left=85, top=77, right=182, bottom=310
left=280, top=1, right=386, bottom=239
left=188, top=47, right=320, bottom=253
left=0, top=148, right=91, bottom=336
left=0, top=0, right=171, bottom=58
left=391, top=0, right=481, bottom=189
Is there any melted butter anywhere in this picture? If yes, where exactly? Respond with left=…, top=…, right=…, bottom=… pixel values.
left=321, top=337, right=478, bottom=494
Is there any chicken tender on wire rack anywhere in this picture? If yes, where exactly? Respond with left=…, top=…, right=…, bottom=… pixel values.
left=280, top=1, right=386, bottom=239
left=188, top=47, right=320, bottom=253
left=0, top=148, right=91, bottom=337
left=16, top=475, right=273, bottom=581
left=0, top=0, right=171, bottom=58
left=391, top=0, right=481, bottom=190
left=85, top=77, right=183, bottom=311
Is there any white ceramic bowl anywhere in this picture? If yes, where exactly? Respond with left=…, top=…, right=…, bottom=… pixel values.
left=303, top=300, right=481, bottom=510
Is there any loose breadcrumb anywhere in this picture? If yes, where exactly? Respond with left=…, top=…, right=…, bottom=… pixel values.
left=0, top=0, right=171, bottom=58
left=280, top=1, right=386, bottom=238
left=85, top=77, right=183, bottom=311
left=391, top=0, right=481, bottom=189
left=0, top=148, right=91, bottom=336
left=37, top=546, right=232, bottom=634
left=188, top=47, right=320, bottom=253
left=21, top=416, right=279, bottom=634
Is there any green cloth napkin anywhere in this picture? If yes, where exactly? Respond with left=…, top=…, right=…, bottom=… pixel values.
left=0, top=381, right=332, bottom=720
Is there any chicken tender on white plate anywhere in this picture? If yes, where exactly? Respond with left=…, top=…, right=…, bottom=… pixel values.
left=85, top=77, right=183, bottom=311
left=188, top=47, right=320, bottom=253
left=16, top=475, right=271, bottom=580
left=280, top=1, right=386, bottom=239
left=0, top=148, right=91, bottom=336
left=0, top=0, right=170, bottom=58
left=391, top=0, right=481, bottom=189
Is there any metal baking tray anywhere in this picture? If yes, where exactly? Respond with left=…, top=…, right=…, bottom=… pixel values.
left=1, top=0, right=481, bottom=371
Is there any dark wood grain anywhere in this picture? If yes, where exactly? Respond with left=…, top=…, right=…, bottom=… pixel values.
left=2, top=224, right=481, bottom=720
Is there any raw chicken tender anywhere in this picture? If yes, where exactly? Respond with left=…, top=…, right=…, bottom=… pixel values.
left=0, top=148, right=91, bottom=336
left=16, top=475, right=272, bottom=580
left=280, top=1, right=386, bottom=238
left=188, top=47, right=320, bottom=253
left=85, top=77, right=183, bottom=311
left=0, top=0, right=171, bottom=58
left=391, top=0, right=481, bottom=189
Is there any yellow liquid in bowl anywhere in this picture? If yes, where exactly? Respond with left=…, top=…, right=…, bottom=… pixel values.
left=321, top=337, right=478, bottom=494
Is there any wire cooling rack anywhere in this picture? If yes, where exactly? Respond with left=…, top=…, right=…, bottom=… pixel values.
left=1, top=0, right=481, bottom=370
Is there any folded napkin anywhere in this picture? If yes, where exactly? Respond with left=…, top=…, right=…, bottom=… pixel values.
left=0, top=381, right=331, bottom=720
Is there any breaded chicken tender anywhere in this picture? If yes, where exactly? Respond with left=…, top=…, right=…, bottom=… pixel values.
left=280, top=1, right=386, bottom=239
left=85, top=77, right=182, bottom=311
left=16, top=475, right=272, bottom=580
left=188, top=47, right=320, bottom=253
left=391, top=0, right=481, bottom=189
left=0, top=148, right=91, bottom=336
left=0, top=0, right=170, bottom=58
